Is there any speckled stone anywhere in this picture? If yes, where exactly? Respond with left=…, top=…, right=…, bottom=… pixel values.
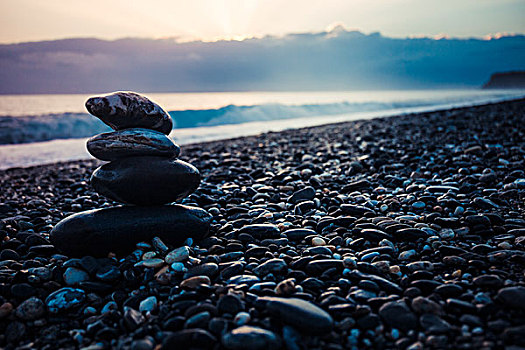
left=45, top=288, right=86, bottom=313
left=87, top=128, right=180, bottom=161
left=85, top=91, right=173, bottom=134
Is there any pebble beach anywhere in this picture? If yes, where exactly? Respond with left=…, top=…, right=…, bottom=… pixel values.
left=0, top=98, right=524, bottom=349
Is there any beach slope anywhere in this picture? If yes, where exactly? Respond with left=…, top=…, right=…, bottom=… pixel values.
left=0, top=99, right=524, bottom=349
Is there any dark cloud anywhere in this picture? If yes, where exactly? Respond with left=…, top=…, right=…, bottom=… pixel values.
left=0, top=30, right=524, bottom=94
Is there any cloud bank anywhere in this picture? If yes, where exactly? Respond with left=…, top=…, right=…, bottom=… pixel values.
left=0, top=29, right=524, bottom=94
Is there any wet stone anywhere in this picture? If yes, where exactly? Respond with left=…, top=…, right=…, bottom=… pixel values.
left=253, top=258, right=287, bottom=276
left=139, top=296, right=157, bottom=312
left=239, top=224, right=281, bottom=239
left=180, top=276, right=211, bottom=289
left=185, top=311, right=211, bottom=329
left=496, top=286, right=525, bottom=310
left=379, top=300, right=418, bottom=332
left=473, top=274, right=502, bottom=288
left=258, top=296, right=333, bottom=334
left=228, top=275, right=261, bottom=286
left=45, top=287, right=86, bottom=313
left=15, top=297, right=45, bottom=320
left=91, top=157, right=200, bottom=205
left=284, top=228, right=316, bottom=241
left=87, top=128, right=180, bottom=161
left=50, top=205, right=211, bottom=257
left=184, top=263, right=219, bottom=279
left=288, top=186, right=316, bottom=204
left=0, top=302, right=13, bottom=319
left=163, top=329, right=217, bottom=349
left=222, top=326, right=281, bottom=350
left=395, top=228, right=428, bottom=241
left=420, top=314, right=451, bottom=333
left=218, top=294, right=244, bottom=315
left=95, top=265, right=121, bottom=282
left=63, top=267, right=90, bottom=285
left=165, top=246, right=190, bottom=264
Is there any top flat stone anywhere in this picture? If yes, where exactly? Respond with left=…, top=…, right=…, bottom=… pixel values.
left=85, top=91, right=173, bottom=134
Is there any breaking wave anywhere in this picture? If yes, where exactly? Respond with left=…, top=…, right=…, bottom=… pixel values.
left=1, top=93, right=524, bottom=145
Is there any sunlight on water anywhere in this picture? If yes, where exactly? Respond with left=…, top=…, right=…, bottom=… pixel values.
left=1, top=91, right=524, bottom=170
left=0, top=89, right=522, bottom=116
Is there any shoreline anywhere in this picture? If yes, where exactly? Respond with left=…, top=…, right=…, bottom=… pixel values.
left=1, top=95, right=524, bottom=171
left=0, top=99, right=524, bottom=349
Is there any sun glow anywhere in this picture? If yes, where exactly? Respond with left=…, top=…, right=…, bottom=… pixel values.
left=0, top=0, right=524, bottom=43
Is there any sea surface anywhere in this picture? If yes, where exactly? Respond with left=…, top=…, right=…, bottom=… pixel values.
left=0, top=89, right=524, bottom=169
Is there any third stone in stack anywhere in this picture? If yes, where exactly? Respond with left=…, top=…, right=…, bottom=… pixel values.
left=85, top=92, right=199, bottom=205
left=50, top=92, right=211, bottom=257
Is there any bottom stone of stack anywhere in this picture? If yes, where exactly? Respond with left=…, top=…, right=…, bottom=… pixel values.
left=50, top=205, right=212, bottom=257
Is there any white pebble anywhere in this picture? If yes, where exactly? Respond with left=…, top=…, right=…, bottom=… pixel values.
left=165, top=246, right=190, bottom=264
left=170, top=262, right=187, bottom=273
left=312, top=237, right=326, bottom=246
left=234, top=311, right=251, bottom=326
left=139, top=296, right=157, bottom=312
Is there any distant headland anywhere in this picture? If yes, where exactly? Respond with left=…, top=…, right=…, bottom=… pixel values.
left=483, top=71, right=525, bottom=89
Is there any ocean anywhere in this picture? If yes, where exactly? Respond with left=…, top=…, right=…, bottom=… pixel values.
left=0, top=89, right=524, bottom=169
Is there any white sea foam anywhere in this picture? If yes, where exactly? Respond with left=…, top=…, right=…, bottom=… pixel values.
left=1, top=91, right=523, bottom=170
left=1, top=89, right=524, bottom=145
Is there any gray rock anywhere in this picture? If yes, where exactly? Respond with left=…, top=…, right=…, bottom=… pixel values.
left=473, top=274, right=503, bottom=288
left=50, top=205, right=211, bottom=257
left=411, top=296, right=443, bottom=315
left=420, top=314, right=451, bottom=333
left=163, top=329, right=217, bottom=349
left=184, top=263, right=219, bottom=279
left=15, top=297, right=45, bottom=320
left=131, top=338, right=155, bottom=350
left=379, top=300, right=418, bottom=332
left=239, top=224, right=280, bottom=239
left=284, top=228, right=316, bottom=241
left=87, top=128, right=180, bottom=161
left=91, top=157, right=200, bottom=205
left=496, top=286, right=525, bottom=310
left=165, top=246, right=190, bottom=264
left=95, top=265, right=121, bottom=282
left=184, top=311, right=211, bottom=329
left=426, top=185, right=459, bottom=193
left=6, top=321, right=26, bottom=343
left=406, top=261, right=434, bottom=272
left=258, top=296, right=333, bottom=334
left=139, top=296, right=157, bottom=312
left=253, top=258, right=287, bottom=276
left=124, top=307, right=145, bottom=331
left=288, top=186, right=315, bottom=204
left=218, top=294, right=244, bottom=315
left=222, top=326, right=281, bottom=350
left=227, top=275, right=261, bottom=286
left=63, top=267, right=90, bottom=285
left=85, top=91, right=172, bottom=134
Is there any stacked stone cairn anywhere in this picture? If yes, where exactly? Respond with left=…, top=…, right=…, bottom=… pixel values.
left=50, top=91, right=211, bottom=257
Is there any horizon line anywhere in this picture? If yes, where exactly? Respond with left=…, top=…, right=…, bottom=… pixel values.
left=1, top=27, right=523, bottom=46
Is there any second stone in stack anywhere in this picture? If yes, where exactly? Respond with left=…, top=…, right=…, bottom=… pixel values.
left=85, top=92, right=200, bottom=205
left=50, top=91, right=211, bottom=257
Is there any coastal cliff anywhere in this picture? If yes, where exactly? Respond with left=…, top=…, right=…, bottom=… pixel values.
left=483, top=71, right=525, bottom=89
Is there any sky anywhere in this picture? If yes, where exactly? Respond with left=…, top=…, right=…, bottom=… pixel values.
left=1, top=0, right=524, bottom=44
